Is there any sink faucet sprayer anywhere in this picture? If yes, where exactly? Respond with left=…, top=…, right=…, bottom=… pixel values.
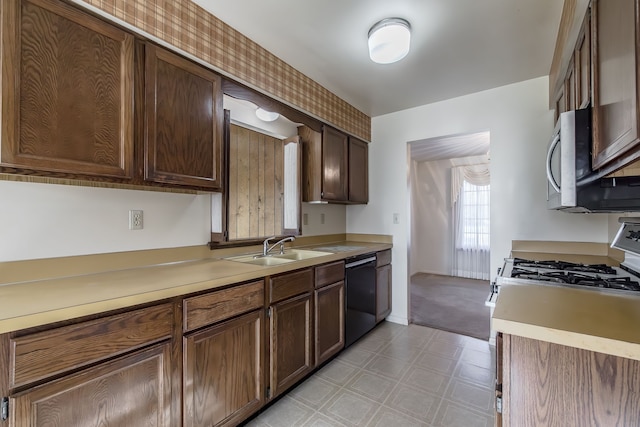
left=262, top=236, right=296, bottom=256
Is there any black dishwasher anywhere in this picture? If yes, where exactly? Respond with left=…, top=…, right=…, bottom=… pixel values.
left=344, top=253, right=377, bottom=347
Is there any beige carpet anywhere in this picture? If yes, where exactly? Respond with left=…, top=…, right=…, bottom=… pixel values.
left=410, top=273, right=490, bottom=340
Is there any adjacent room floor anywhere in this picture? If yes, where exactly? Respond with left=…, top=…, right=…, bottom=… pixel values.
left=410, top=273, right=491, bottom=341
left=246, top=322, right=496, bottom=427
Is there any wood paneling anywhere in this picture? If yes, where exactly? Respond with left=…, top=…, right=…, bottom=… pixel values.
left=268, top=268, right=314, bottom=304
left=183, top=310, right=263, bottom=427
left=269, top=292, right=313, bottom=399
left=503, top=334, right=640, bottom=426
left=183, top=280, right=264, bottom=332
left=144, top=42, right=223, bottom=189
left=315, top=261, right=345, bottom=289
left=10, top=303, right=173, bottom=388
left=12, top=343, right=172, bottom=427
left=315, top=281, right=344, bottom=365
left=228, top=124, right=284, bottom=240
left=0, top=0, right=134, bottom=178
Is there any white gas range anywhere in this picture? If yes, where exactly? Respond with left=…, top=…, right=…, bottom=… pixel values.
left=486, top=218, right=640, bottom=309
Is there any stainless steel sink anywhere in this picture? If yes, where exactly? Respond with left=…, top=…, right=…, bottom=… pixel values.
left=224, top=249, right=331, bottom=266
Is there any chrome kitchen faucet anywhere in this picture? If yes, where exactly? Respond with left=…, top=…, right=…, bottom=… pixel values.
left=262, top=236, right=296, bottom=256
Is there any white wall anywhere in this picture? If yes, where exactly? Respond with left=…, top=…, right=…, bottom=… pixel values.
left=347, top=76, right=610, bottom=325
left=0, top=181, right=212, bottom=262
left=410, top=155, right=488, bottom=276
left=302, top=203, right=346, bottom=236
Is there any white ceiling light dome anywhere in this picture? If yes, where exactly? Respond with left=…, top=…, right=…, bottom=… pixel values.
left=368, top=18, right=411, bottom=64
left=256, top=107, right=279, bottom=122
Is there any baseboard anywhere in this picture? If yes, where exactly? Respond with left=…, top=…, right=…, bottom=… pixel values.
left=385, top=314, right=408, bottom=325
left=411, top=270, right=450, bottom=277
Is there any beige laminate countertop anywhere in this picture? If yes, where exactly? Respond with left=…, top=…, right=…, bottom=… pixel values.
left=0, top=240, right=391, bottom=334
left=492, top=283, right=640, bottom=361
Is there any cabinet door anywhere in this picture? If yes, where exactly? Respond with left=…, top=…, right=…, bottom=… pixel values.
left=144, top=43, right=223, bottom=189
left=12, top=343, right=172, bottom=426
left=269, top=292, right=313, bottom=398
left=576, top=11, right=591, bottom=109
left=321, top=126, right=348, bottom=201
left=315, top=281, right=345, bottom=365
left=565, top=58, right=576, bottom=112
left=592, top=0, right=640, bottom=169
left=375, top=264, right=392, bottom=322
left=1, top=0, right=134, bottom=178
left=348, top=137, right=369, bottom=203
left=183, top=310, right=264, bottom=427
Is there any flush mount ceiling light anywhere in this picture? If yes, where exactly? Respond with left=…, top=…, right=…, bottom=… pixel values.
left=368, top=18, right=411, bottom=64
left=256, top=108, right=279, bottom=122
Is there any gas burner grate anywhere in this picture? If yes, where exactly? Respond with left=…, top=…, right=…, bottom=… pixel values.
left=512, top=258, right=616, bottom=275
left=510, top=267, right=640, bottom=291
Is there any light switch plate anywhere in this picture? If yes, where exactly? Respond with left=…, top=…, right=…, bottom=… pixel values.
left=393, top=213, right=400, bottom=224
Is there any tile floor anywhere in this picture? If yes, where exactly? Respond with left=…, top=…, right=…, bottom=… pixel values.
left=245, top=322, right=496, bottom=427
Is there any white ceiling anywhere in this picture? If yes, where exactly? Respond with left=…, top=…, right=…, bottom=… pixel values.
left=192, top=0, right=564, bottom=117
left=410, top=131, right=491, bottom=162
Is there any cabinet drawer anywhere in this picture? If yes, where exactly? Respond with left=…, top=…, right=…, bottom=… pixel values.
left=315, top=261, right=345, bottom=288
left=269, top=269, right=313, bottom=304
left=183, top=280, right=264, bottom=332
left=10, top=303, right=173, bottom=388
left=376, top=250, right=391, bottom=267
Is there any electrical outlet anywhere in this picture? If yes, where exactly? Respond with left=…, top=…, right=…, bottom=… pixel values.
left=320, top=213, right=325, bottom=225
left=303, top=213, right=308, bottom=226
left=129, top=210, right=143, bottom=230
left=393, top=213, right=400, bottom=224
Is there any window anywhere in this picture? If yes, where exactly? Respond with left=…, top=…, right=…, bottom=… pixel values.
left=456, top=180, right=490, bottom=250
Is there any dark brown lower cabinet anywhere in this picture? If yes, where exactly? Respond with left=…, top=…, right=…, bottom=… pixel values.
left=498, top=333, right=640, bottom=426
left=269, top=292, right=313, bottom=399
left=375, top=263, right=392, bottom=322
left=11, top=343, right=172, bottom=427
left=183, top=310, right=264, bottom=427
left=315, top=281, right=345, bottom=365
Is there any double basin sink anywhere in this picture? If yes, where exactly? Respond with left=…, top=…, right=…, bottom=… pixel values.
left=224, top=249, right=332, bottom=266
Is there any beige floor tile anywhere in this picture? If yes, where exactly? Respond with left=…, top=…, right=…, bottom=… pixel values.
left=337, top=346, right=376, bottom=367
left=384, top=384, right=441, bottom=423
left=317, top=359, right=360, bottom=386
left=353, top=335, right=389, bottom=352
left=445, top=379, right=494, bottom=413
left=433, top=400, right=494, bottom=427
left=414, top=352, right=458, bottom=375
left=460, top=347, right=493, bottom=370
left=454, top=362, right=494, bottom=389
left=319, top=390, right=380, bottom=426
left=369, top=406, right=431, bottom=427
left=289, top=376, right=341, bottom=410
left=401, top=365, right=450, bottom=395
left=346, top=370, right=398, bottom=403
left=378, top=340, right=422, bottom=363
left=301, top=412, right=348, bottom=427
left=364, top=354, right=410, bottom=379
left=424, top=339, right=464, bottom=360
left=246, top=396, right=314, bottom=427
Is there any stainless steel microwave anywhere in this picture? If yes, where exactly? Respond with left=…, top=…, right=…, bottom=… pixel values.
left=547, top=107, right=640, bottom=213
left=546, top=108, right=592, bottom=212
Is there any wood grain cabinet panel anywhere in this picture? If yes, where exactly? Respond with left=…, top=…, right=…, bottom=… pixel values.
left=321, top=126, right=348, bottom=201
left=0, top=0, right=134, bottom=178
left=348, top=137, right=368, bottom=203
left=375, top=263, right=392, bottom=322
left=268, top=268, right=314, bottom=304
left=315, top=261, right=345, bottom=289
left=10, top=303, right=173, bottom=388
left=183, top=310, right=264, bottom=427
left=315, top=281, right=344, bottom=365
left=269, top=292, right=313, bottom=399
left=500, top=334, right=640, bottom=426
left=591, top=0, right=640, bottom=169
left=11, top=343, right=173, bottom=427
left=576, top=10, right=591, bottom=109
left=144, top=42, right=223, bottom=189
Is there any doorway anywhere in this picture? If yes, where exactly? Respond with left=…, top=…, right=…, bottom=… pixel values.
left=407, top=131, right=491, bottom=340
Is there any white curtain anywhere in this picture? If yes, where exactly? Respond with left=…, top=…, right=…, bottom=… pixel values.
left=452, top=164, right=490, bottom=280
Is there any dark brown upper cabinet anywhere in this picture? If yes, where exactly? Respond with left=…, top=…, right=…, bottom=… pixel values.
left=348, top=137, right=369, bottom=203
left=300, top=125, right=368, bottom=204
left=143, top=42, right=223, bottom=190
left=591, top=0, right=640, bottom=170
left=0, top=0, right=134, bottom=178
